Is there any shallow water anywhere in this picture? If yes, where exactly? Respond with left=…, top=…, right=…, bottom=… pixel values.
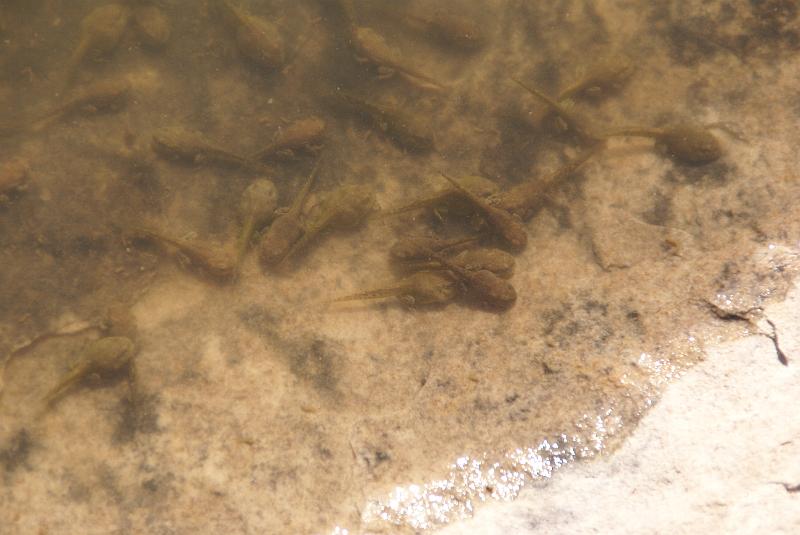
left=1, top=1, right=800, bottom=533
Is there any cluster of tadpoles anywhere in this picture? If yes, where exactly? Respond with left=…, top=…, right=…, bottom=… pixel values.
left=324, top=58, right=726, bottom=310
left=126, top=158, right=379, bottom=282
left=127, top=137, right=604, bottom=312
left=0, top=1, right=734, bottom=422
left=130, top=44, right=724, bottom=312
left=3, top=0, right=726, bottom=315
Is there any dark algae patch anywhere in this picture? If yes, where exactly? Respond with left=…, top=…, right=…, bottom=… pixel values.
left=1, top=1, right=800, bottom=533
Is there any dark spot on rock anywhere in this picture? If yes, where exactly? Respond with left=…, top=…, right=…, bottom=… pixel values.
left=355, top=445, right=392, bottom=474
left=237, top=305, right=278, bottom=332
left=724, top=87, right=750, bottom=106
left=641, top=189, right=673, bottom=226
left=436, top=378, right=452, bottom=389
left=541, top=306, right=568, bottom=336
left=749, top=0, right=799, bottom=42
left=562, top=320, right=580, bottom=336
left=113, top=393, right=161, bottom=444
left=473, top=396, right=498, bottom=412
left=68, top=478, right=91, bottom=502
left=142, top=478, right=159, bottom=492
left=665, top=21, right=721, bottom=66
left=0, top=429, right=32, bottom=475
left=509, top=405, right=531, bottom=422
left=290, top=339, right=339, bottom=392
left=582, top=300, right=608, bottom=315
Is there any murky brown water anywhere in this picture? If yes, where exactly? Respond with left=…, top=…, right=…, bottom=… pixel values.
left=1, top=1, right=799, bottom=533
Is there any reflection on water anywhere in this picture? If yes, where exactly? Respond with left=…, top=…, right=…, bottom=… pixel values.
left=1, top=0, right=799, bottom=533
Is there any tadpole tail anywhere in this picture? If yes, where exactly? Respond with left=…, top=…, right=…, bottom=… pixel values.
left=437, top=234, right=484, bottom=254
left=247, top=159, right=274, bottom=176
left=363, top=207, right=390, bottom=222
left=427, top=251, right=470, bottom=281
left=557, top=63, right=634, bottom=102
left=329, top=286, right=403, bottom=303
left=382, top=187, right=460, bottom=216
left=557, top=84, right=583, bottom=102
left=288, top=159, right=321, bottom=215
left=250, top=143, right=276, bottom=162
left=398, top=69, right=449, bottom=93
left=270, top=161, right=323, bottom=269
left=552, top=140, right=607, bottom=178
left=277, top=221, right=327, bottom=268
left=42, top=385, right=70, bottom=408
left=131, top=227, right=177, bottom=249
left=236, top=215, right=257, bottom=266
left=510, top=75, right=600, bottom=141
left=41, top=365, right=85, bottom=408
left=127, top=227, right=199, bottom=260
left=437, top=171, right=481, bottom=205
left=537, top=139, right=607, bottom=191
left=29, top=111, right=60, bottom=133
left=509, top=76, right=567, bottom=116
left=279, top=184, right=373, bottom=265
left=382, top=198, right=436, bottom=216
